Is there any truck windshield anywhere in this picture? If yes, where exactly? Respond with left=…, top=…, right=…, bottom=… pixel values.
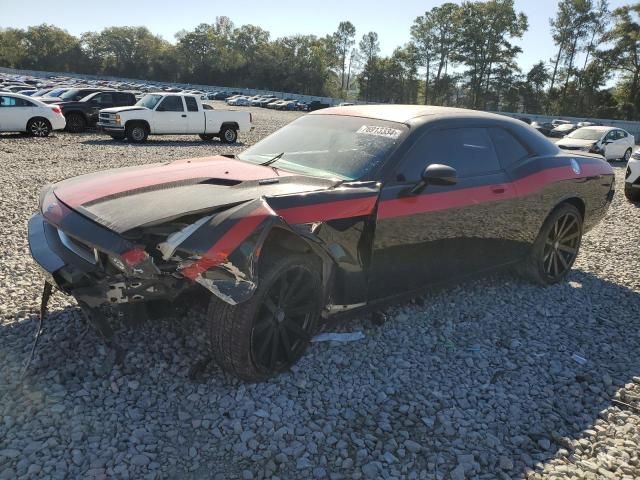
left=237, top=115, right=407, bottom=180
left=136, top=94, right=163, bottom=110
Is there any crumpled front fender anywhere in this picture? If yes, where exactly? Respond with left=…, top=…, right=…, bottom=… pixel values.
left=171, top=198, right=285, bottom=305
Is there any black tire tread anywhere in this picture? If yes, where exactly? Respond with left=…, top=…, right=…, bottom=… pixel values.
left=207, top=253, right=321, bottom=382
left=520, top=202, right=582, bottom=285
left=625, top=183, right=640, bottom=202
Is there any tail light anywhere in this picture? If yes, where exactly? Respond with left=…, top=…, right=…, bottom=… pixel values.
left=51, top=106, right=62, bottom=114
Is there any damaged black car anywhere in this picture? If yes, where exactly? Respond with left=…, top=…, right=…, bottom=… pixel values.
left=28, top=105, right=614, bottom=381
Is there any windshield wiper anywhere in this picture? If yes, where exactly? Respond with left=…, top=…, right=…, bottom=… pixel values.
left=260, top=152, right=284, bottom=166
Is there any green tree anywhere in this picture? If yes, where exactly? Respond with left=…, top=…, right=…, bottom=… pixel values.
left=332, top=21, right=356, bottom=92
left=453, top=0, right=527, bottom=109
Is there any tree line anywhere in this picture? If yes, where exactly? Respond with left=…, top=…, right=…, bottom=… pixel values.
left=0, top=0, right=639, bottom=120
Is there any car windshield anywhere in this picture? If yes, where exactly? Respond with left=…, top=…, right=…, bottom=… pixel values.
left=136, top=94, right=163, bottom=109
left=58, top=89, right=88, bottom=101
left=555, top=124, right=575, bottom=131
left=237, top=115, right=407, bottom=180
left=567, top=128, right=605, bottom=140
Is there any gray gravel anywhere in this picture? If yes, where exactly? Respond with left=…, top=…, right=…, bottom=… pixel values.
left=1, top=104, right=639, bottom=479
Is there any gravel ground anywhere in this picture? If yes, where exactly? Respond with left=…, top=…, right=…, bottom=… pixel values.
left=1, top=104, right=639, bottom=480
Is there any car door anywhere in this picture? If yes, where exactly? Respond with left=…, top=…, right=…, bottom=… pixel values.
left=0, top=95, right=33, bottom=131
left=602, top=130, right=620, bottom=160
left=183, top=96, right=205, bottom=133
left=88, top=92, right=114, bottom=125
left=368, top=125, right=519, bottom=299
left=153, top=96, right=187, bottom=134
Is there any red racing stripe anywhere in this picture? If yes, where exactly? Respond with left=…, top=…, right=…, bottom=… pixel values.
left=180, top=206, right=269, bottom=280
left=378, top=163, right=612, bottom=220
left=278, top=196, right=378, bottom=224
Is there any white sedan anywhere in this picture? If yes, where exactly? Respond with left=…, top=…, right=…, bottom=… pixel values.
left=227, top=96, right=251, bottom=106
left=0, top=93, right=66, bottom=137
left=624, top=150, right=640, bottom=201
left=556, top=126, right=635, bottom=162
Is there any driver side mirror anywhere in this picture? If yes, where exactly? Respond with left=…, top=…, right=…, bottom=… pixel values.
left=409, top=164, right=457, bottom=195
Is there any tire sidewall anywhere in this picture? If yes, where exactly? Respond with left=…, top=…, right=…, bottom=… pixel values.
left=126, top=124, right=148, bottom=143
left=28, top=118, right=51, bottom=137
left=530, top=203, right=583, bottom=284
left=221, top=127, right=237, bottom=143
left=208, top=253, right=322, bottom=381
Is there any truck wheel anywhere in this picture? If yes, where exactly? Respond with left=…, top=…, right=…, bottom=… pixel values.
left=65, top=113, right=86, bottom=133
left=207, top=252, right=322, bottom=382
left=199, top=134, right=215, bottom=141
left=520, top=203, right=583, bottom=285
left=220, top=126, right=238, bottom=144
left=126, top=123, right=148, bottom=143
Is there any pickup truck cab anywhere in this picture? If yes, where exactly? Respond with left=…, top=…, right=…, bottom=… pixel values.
left=97, top=93, right=252, bottom=143
left=58, top=91, right=137, bottom=132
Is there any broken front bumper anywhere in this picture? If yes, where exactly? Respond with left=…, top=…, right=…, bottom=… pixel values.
left=28, top=213, right=183, bottom=308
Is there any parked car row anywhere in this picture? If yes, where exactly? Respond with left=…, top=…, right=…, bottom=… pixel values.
left=225, top=94, right=330, bottom=112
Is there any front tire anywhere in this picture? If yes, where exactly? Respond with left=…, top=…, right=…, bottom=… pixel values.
left=207, top=253, right=322, bottom=382
left=521, top=203, right=583, bottom=285
left=126, top=123, right=148, bottom=143
left=220, top=126, right=238, bottom=144
left=27, top=118, right=51, bottom=137
left=65, top=113, right=86, bottom=133
left=623, top=148, right=632, bottom=163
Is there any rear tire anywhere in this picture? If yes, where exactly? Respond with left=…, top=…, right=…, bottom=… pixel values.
left=199, top=134, right=215, bottom=141
left=625, top=183, right=640, bottom=202
left=126, top=123, right=148, bottom=143
left=520, top=203, right=583, bottom=285
left=65, top=113, right=86, bottom=133
left=220, top=126, right=238, bottom=144
left=207, top=253, right=322, bottom=382
left=27, top=118, right=51, bottom=137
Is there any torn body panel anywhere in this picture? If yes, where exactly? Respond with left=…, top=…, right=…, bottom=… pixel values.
left=165, top=182, right=381, bottom=306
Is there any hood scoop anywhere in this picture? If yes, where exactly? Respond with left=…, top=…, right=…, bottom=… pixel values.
left=198, top=178, right=242, bottom=186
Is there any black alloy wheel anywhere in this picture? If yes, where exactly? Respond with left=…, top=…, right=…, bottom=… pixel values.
left=521, top=203, right=583, bottom=285
left=207, top=252, right=321, bottom=382
left=542, top=211, right=580, bottom=278
left=28, top=118, right=51, bottom=137
left=251, top=266, right=316, bottom=372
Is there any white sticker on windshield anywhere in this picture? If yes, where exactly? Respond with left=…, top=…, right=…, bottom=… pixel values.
left=357, top=125, right=402, bottom=139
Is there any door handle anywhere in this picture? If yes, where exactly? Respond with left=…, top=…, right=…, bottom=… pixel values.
left=490, top=184, right=506, bottom=194
left=181, top=114, right=187, bottom=117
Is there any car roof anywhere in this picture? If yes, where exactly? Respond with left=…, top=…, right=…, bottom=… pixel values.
left=310, top=104, right=523, bottom=126
left=576, top=126, right=614, bottom=132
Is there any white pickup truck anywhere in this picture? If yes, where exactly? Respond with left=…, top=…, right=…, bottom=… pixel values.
left=97, top=93, right=252, bottom=143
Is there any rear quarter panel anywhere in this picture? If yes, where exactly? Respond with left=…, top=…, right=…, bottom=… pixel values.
left=509, top=154, right=614, bottom=241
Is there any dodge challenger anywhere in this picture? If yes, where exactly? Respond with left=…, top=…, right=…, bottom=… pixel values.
left=28, top=105, right=615, bottom=381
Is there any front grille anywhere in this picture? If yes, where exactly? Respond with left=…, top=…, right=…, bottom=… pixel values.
left=58, top=230, right=98, bottom=264
left=98, top=113, right=117, bottom=125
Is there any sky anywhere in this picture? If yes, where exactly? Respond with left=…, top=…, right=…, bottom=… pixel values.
left=0, top=0, right=631, bottom=73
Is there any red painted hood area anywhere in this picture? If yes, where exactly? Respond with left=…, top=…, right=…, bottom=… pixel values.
left=53, top=156, right=294, bottom=208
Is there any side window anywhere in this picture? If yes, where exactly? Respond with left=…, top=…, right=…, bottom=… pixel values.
left=488, top=128, right=529, bottom=169
left=157, top=96, right=184, bottom=112
left=94, top=93, right=113, bottom=105
left=605, top=130, right=617, bottom=141
left=0, top=96, right=16, bottom=107
left=185, top=96, right=199, bottom=112
left=117, top=93, right=133, bottom=105
left=398, top=127, right=500, bottom=182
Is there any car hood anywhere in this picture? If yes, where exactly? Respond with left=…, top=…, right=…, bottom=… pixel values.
left=556, top=138, right=597, bottom=148
left=52, top=156, right=335, bottom=234
left=100, top=106, right=148, bottom=114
